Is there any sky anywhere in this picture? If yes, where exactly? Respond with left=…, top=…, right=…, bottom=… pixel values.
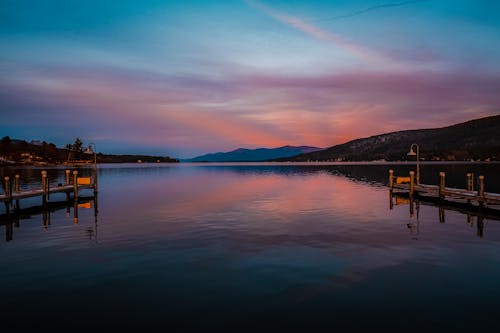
left=1, top=0, right=500, bottom=158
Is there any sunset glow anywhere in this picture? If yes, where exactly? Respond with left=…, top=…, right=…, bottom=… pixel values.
left=1, top=0, right=499, bottom=158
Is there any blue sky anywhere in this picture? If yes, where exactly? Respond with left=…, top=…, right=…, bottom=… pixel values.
left=1, top=0, right=499, bottom=158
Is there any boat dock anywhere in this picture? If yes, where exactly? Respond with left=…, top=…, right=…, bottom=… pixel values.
left=1, top=170, right=97, bottom=213
left=389, top=169, right=500, bottom=208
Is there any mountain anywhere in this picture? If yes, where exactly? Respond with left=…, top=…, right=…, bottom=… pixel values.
left=278, top=115, right=500, bottom=162
left=184, top=145, right=323, bottom=162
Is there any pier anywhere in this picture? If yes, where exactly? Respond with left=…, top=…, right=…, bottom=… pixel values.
left=1, top=169, right=97, bottom=214
left=389, top=169, right=500, bottom=208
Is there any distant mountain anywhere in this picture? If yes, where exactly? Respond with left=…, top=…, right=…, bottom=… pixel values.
left=184, top=145, right=323, bottom=162
left=278, top=115, right=500, bottom=162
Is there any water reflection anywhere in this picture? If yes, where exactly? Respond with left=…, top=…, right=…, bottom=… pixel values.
left=389, top=191, right=497, bottom=238
left=1, top=194, right=98, bottom=242
left=1, top=163, right=500, bottom=331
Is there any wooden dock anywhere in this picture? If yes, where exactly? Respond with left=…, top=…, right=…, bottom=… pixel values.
left=389, top=169, right=500, bottom=208
left=1, top=169, right=97, bottom=213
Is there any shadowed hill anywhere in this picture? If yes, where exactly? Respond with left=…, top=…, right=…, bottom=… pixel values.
left=279, top=115, right=500, bottom=162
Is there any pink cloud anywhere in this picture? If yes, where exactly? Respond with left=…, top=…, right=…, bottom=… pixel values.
left=1, top=63, right=499, bottom=156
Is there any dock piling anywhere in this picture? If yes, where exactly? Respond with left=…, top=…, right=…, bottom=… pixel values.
left=478, top=175, right=485, bottom=198
left=389, top=169, right=394, bottom=190
left=65, top=170, right=70, bottom=185
left=14, top=175, right=20, bottom=193
left=73, top=171, right=78, bottom=200
left=4, top=176, right=11, bottom=207
left=409, top=171, right=415, bottom=196
left=41, top=171, right=48, bottom=206
left=467, top=173, right=474, bottom=191
left=439, top=172, right=446, bottom=199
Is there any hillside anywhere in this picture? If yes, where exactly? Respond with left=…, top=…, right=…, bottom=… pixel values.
left=0, top=137, right=179, bottom=165
left=280, top=115, right=500, bottom=162
left=185, top=145, right=322, bottom=162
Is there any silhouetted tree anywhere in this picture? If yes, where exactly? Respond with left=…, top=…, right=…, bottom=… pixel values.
left=73, top=138, right=84, bottom=152
left=1, top=136, right=11, bottom=146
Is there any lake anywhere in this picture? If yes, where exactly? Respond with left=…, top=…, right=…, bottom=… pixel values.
left=1, top=162, right=500, bottom=331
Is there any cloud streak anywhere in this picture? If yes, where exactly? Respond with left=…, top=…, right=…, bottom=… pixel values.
left=311, top=0, right=428, bottom=22
left=244, top=0, right=391, bottom=66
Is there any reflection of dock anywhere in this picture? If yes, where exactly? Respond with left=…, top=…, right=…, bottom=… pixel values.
left=389, top=170, right=500, bottom=207
left=1, top=194, right=98, bottom=242
left=390, top=190, right=498, bottom=239
left=390, top=190, right=500, bottom=221
left=1, top=169, right=97, bottom=212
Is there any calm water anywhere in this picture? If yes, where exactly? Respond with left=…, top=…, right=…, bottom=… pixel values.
left=1, top=162, right=500, bottom=332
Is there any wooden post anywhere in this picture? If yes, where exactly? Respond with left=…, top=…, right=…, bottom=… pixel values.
left=478, top=175, right=485, bottom=198
left=389, top=191, right=394, bottom=210
left=4, top=176, right=11, bottom=207
left=41, top=171, right=47, bottom=206
left=65, top=170, right=71, bottom=185
left=409, top=171, right=415, bottom=196
left=73, top=171, right=78, bottom=200
left=14, top=175, right=20, bottom=192
left=439, top=172, right=445, bottom=199
left=389, top=169, right=394, bottom=190
left=466, top=173, right=474, bottom=191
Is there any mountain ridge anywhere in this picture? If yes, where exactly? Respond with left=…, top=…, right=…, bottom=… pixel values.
left=184, top=145, right=323, bottom=162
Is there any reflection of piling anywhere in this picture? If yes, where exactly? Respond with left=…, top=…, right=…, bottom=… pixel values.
left=439, top=172, right=446, bottom=199
left=94, top=192, right=99, bottom=218
left=6, top=222, right=13, bottom=242
left=439, top=206, right=445, bottom=223
left=94, top=168, right=98, bottom=193
left=409, top=197, right=414, bottom=217
left=43, top=210, right=50, bottom=229
left=467, top=213, right=473, bottom=227
left=477, top=216, right=484, bottom=238
left=73, top=200, right=79, bottom=224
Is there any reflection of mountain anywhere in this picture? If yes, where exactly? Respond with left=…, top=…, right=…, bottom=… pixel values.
left=281, top=115, right=500, bottom=162
left=184, top=145, right=322, bottom=162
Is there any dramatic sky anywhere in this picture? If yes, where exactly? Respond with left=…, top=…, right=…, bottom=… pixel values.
left=1, top=0, right=500, bottom=158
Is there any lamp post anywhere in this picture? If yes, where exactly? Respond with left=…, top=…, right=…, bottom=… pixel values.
left=407, top=143, right=420, bottom=184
